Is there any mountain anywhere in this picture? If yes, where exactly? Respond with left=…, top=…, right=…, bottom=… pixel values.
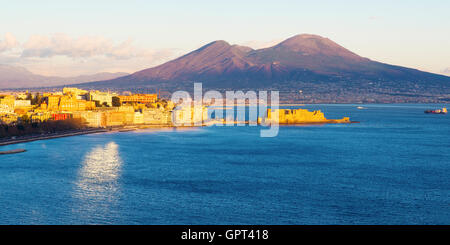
left=443, top=68, right=450, bottom=75
left=38, top=34, right=450, bottom=102
left=0, top=64, right=128, bottom=89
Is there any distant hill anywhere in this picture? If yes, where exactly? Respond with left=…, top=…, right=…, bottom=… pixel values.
left=0, top=64, right=128, bottom=89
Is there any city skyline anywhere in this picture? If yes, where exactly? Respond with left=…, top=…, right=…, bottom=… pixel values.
left=0, top=0, right=449, bottom=77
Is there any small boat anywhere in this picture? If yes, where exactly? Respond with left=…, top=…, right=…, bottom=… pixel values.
left=425, top=107, right=447, bottom=114
left=357, top=106, right=366, bottom=110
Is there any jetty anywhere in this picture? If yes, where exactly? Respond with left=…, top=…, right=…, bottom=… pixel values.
left=0, top=149, right=26, bottom=155
left=0, top=128, right=108, bottom=146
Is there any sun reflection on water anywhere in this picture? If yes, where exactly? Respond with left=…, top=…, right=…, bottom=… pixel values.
left=72, top=142, right=122, bottom=222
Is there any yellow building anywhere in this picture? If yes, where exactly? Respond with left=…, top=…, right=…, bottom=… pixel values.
left=104, top=111, right=126, bottom=126
left=134, top=112, right=144, bottom=124
left=266, top=108, right=350, bottom=124
left=46, top=95, right=96, bottom=112
left=88, top=91, right=114, bottom=107
left=0, top=113, right=18, bottom=124
left=14, top=100, right=31, bottom=108
left=30, top=112, right=52, bottom=123
left=59, top=96, right=79, bottom=111
left=63, top=87, right=88, bottom=97
left=118, top=104, right=135, bottom=112
left=72, top=111, right=103, bottom=127
left=0, top=104, right=13, bottom=114
left=143, top=108, right=172, bottom=125
left=118, top=94, right=158, bottom=104
left=47, top=95, right=62, bottom=111
left=0, top=95, right=15, bottom=111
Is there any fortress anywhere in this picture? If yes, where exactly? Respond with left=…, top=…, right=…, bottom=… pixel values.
left=265, top=108, right=350, bottom=124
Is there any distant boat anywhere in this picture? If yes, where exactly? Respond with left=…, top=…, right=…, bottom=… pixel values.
left=357, top=106, right=366, bottom=109
left=425, top=107, right=447, bottom=114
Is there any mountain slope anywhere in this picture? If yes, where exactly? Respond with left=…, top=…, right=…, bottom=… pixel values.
left=0, top=65, right=128, bottom=88
left=133, top=40, right=256, bottom=81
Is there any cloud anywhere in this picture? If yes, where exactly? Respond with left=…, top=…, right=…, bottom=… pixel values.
left=0, top=33, right=180, bottom=76
left=21, top=33, right=151, bottom=59
left=0, top=33, right=19, bottom=52
left=442, top=68, right=450, bottom=74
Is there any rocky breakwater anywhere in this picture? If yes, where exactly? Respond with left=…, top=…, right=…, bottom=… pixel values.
left=0, top=148, right=26, bottom=155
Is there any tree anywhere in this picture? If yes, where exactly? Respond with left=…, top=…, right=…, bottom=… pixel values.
left=31, top=93, right=43, bottom=105
left=21, top=114, right=31, bottom=123
left=112, top=96, right=121, bottom=107
left=26, top=93, right=32, bottom=101
left=93, top=100, right=101, bottom=107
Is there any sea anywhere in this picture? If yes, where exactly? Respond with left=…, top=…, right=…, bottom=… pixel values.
left=0, top=104, right=449, bottom=224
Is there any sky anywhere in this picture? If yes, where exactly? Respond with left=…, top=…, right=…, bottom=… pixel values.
left=0, top=0, right=449, bottom=76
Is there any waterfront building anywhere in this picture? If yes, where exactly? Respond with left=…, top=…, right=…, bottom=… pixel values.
left=134, top=112, right=144, bottom=124
left=143, top=108, right=172, bottom=125
left=118, top=104, right=135, bottom=112
left=0, top=87, right=176, bottom=127
left=104, top=111, right=127, bottom=126
left=0, top=95, right=15, bottom=110
left=118, top=94, right=158, bottom=104
left=72, top=111, right=103, bottom=127
left=88, top=91, right=114, bottom=107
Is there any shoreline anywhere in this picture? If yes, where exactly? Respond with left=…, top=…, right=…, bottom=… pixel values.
left=0, top=128, right=109, bottom=147
left=0, top=124, right=178, bottom=146
left=0, top=148, right=27, bottom=155
left=0, top=119, right=358, bottom=147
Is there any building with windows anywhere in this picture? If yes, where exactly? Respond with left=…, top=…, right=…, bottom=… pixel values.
left=88, top=91, right=114, bottom=107
left=0, top=95, right=15, bottom=110
left=118, top=94, right=157, bottom=104
left=14, top=100, right=31, bottom=109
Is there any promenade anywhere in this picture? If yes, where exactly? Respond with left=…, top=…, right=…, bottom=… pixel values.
left=0, top=128, right=109, bottom=146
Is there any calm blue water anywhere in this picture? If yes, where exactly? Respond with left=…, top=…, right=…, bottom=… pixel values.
left=0, top=104, right=449, bottom=224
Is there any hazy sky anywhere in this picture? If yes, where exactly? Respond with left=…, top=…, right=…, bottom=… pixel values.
left=0, top=0, right=449, bottom=76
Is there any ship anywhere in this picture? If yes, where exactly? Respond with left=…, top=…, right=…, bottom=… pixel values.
left=424, top=107, right=447, bottom=114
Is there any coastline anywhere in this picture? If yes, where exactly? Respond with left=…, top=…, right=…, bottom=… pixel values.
left=0, top=128, right=109, bottom=147
left=0, top=148, right=26, bottom=155
left=0, top=124, right=178, bottom=146
left=0, top=118, right=358, bottom=147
